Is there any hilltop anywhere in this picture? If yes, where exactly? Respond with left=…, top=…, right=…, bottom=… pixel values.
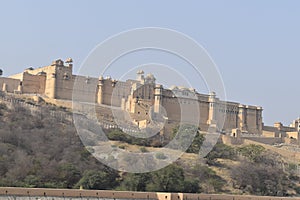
left=0, top=95, right=300, bottom=197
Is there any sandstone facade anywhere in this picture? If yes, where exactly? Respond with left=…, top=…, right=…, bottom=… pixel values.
left=0, top=59, right=265, bottom=134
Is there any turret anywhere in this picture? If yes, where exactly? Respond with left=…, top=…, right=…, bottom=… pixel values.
left=207, top=92, right=217, bottom=125
left=97, top=76, right=104, bottom=104
left=136, top=70, right=144, bottom=82
left=238, top=104, right=247, bottom=131
left=65, top=58, right=73, bottom=71
left=154, top=84, right=162, bottom=113
left=51, top=59, right=64, bottom=67
left=256, top=106, right=263, bottom=133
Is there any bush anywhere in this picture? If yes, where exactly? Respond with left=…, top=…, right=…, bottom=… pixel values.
left=171, top=124, right=204, bottom=153
left=231, top=161, right=289, bottom=196
left=140, top=147, right=148, bottom=152
left=155, top=152, right=167, bottom=160
left=183, top=179, right=200, bottom=193
left=206, top=143, right=236, bottom=165
left=0, top=103, right=7, bottom=110
left=237, top=144, right=265, bottom=162
left=106, top=128, right=152, bottom=146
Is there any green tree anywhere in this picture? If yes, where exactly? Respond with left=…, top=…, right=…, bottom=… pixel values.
left=119, top=173, right=152, bottom=191
left=186, top=130, right=205, bottom=153
left=146, top=164, right=184, bottom=192
left=172, top=124, right=204, bottom=153
left=183, top=179, right=200, bottom=193
left=57, top=163, right=81, bottom=188
left=75, top=169, right=118, bottom=190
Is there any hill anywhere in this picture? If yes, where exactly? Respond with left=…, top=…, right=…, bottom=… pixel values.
left=0, top=95, right=300, bottom=197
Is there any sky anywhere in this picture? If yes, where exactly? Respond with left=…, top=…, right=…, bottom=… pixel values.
left=0, top=0, right=299, bottom=125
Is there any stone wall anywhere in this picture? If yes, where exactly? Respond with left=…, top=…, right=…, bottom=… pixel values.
left=0, top=77, right=20, bottom=93
left=243, top=137, right=283, bottom=145
left=22, top=72, right=46, bottom=94
left=221, top=103, right=239, bottom=131
left=262, top=130, right=279, bottom=138
left=0, top=187, right=299, bottom=200
left=99, top=79, right=131, bottom=106
left=222, top=135, right=244, bottom=145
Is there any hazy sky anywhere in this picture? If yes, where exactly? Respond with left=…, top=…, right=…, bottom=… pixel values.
left=0, top=1, right=299, bottom=125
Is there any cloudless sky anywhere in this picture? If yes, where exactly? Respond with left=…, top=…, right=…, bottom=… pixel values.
left=0, top=0, right=299, bottom=125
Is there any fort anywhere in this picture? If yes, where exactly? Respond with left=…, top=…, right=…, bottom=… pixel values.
left=0, top=58, right=299, bottom=145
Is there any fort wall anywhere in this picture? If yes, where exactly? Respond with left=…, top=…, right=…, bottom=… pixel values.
left=0, top=77, right=20, bottom=93
left=8, top=72, right=24, bottom=80
left=243, top=136, right=283, bottom=145
left=1, top=59, right=266, bottom=135
left=21, top=72, right=46, bottom=94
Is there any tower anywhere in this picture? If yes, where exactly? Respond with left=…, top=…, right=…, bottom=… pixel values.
left=207, top=92, right=217, bottom=125
left=47, top=65, right=57, bottom=99
left=256, top=106, right=263, bottom=134
left=136, top=70, right=144, bottom=83
left=154, top=84, right=162, bottom=113
left=238, top=104, right=247, bottom=132
left=97, top=76, right=104, bottom=104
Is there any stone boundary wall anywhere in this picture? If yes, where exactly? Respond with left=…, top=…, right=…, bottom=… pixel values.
left=243, top=136, right=283, bottom=145
left=0, top=93, right=141, bottom=134
left=0, top=187, right=299, bottom=200
left=222, top=135, right=244, bottom=145
left=0, top=93, right=72, bottom=123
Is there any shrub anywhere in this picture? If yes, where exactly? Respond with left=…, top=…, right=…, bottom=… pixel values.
left=237, top=144, right=265, bottom=162
left=183, top=179, right=200, bottom=193
left=155, top=152, right=167, bottom=160
left=205, top=143, right=236, bottom=165
left=0, top=103, right=7, bottom=110
left=140, top=146, right=148, bottom=152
